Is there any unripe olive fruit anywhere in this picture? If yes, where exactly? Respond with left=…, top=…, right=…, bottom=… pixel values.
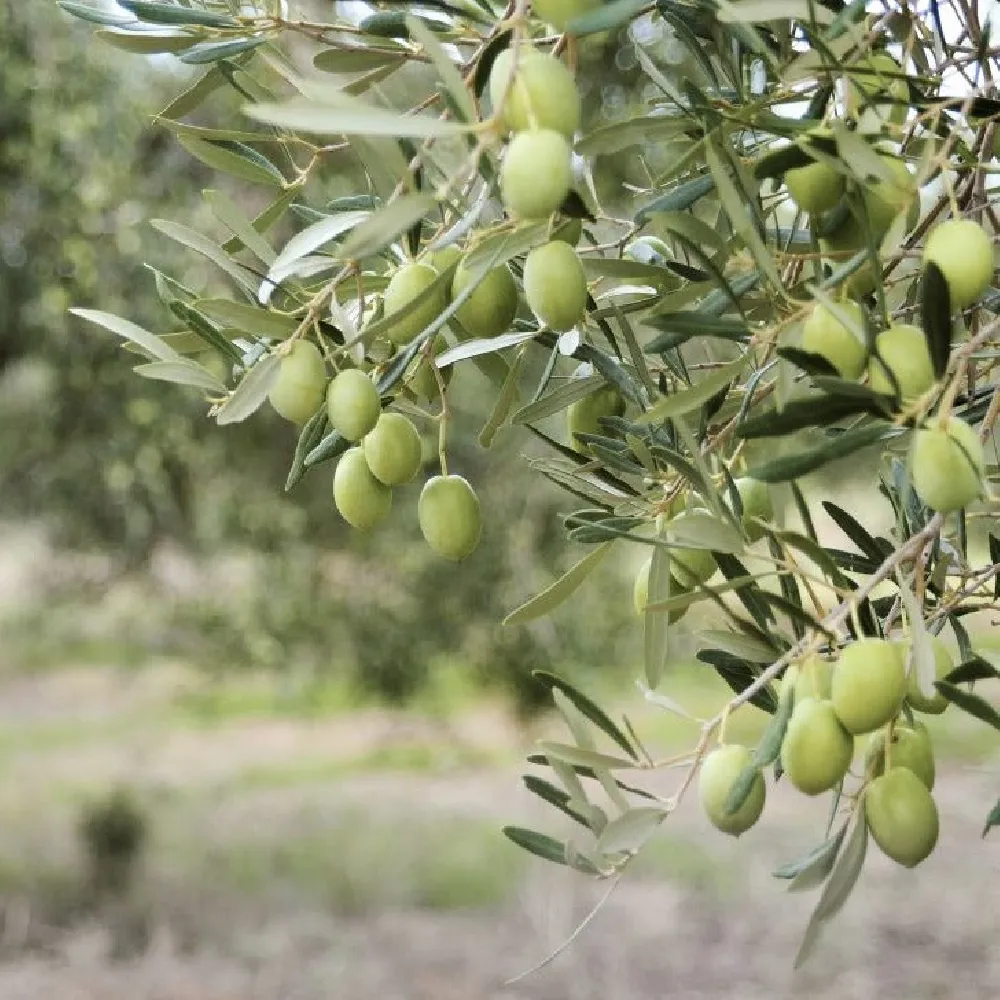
left=418, top=475, right=482, bottom=560
left=832, top=638, right=906, bottom=734
left=267, top=341, right=327, bottom=426
left=910, top=415, right=985, bottom=514
left=408, top=335, right=452, bottom=401
left=633, top=556, right=688, bottom=624
left=523, top=240, right=588, bottom=331
left=801, top=300, right=867, bottom=379
left=863, top=156, right=917, bottom=236
left=923, top=219, right=994, bottom=310
left=785, top=160, right=845, bottom=215
left=734, top=476, right=773, bottom=542
left=867, top=324, right=935, bottom=400
left=666, top=510, right=716, bottom=588
left=529, top=0, right=599, bottom=31
left=866, top=722, right=936, bottom=790
left=698, top=744, right=765, bottom=836
left=865, top=767, right=939, bottom=868
left=383, top=263, right=447, bottom=346
left=502, top=129, right=573, bottom=220
left=325, top=368, right=381, bottom=443
left=425, top=244, right=462, bottom=275
left=451, top=260, right=519, bottom=340
left=780, top=698, right=854, bottom=795
left=794, top=654, right=834, bottom=703
left=488, top=49, right=581, bottom=137
left=566, top=385, right=625, bottom=454
left=905, top=634, right=953, bottom=714
left=362, top=412, right=422, bottom=486
left=333, top=447, right=392, bottom=531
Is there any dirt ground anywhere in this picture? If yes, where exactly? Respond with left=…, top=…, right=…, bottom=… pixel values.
left=0, top=663, right=997, bottom=1000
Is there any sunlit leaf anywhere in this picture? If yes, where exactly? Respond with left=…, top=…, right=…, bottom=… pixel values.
left=215, top=353, right=281, bottom=425
left=504, top=543, right=614, bottom=625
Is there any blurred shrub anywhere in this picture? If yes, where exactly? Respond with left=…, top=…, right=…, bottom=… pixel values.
left=78, top=786, right=149, bottom=898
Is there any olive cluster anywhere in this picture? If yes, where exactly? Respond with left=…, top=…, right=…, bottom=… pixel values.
left=267, top=341, right=481, bottom=560
left=700, top=633, right=954, bottom=868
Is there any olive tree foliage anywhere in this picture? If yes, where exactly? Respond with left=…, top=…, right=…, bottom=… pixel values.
left=62, top=0, right=1000, bottom=965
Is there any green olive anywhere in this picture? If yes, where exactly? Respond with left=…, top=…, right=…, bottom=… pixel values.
left=451, top=260, right=519, bottom=340
left=904, top=633, right=953, bottom=715
left=665, top=510, right=716, bottom=588
left=698, top=743, right=765, bottom=837
left=923, top=219, right=994, bottom=310
left=523, top=240, right=588, bottom=331
left=362, top=412, right=422, bottom=486
left=566, top=385, right=625, bottom=454
left=418, top=474, right=482, bottom=560
left=780, top=697, right=854, bottom=795
left=865, top=767, right=939, bottom=867
left=785, top=160, right=845, bottom=216
left=801, top=300, right=867, bottom=379
left=910, top=415, right=985, bottom=514
left=867, top=324, right=935, bottom=401
left=734, top=476, right=773, bottom=542
left=383, top=263, right=447, bottom=346
left=501, top=129, right=573, bottom=220
left=831, top=637, right=906, bottom=734
left=865, top=722, right=936, bottom=790
left=633, top=555, right=689, bottom=624
left=267, top=341, right=327, bottom=426
left=488, top=48, right=581, bottom=136
left=333, top=447, right=392, bottom=531
left=325, top=368, right=381, bottom=443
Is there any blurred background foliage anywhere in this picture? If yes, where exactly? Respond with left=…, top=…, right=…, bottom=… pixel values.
left=0, top=0, right=665, bottom=718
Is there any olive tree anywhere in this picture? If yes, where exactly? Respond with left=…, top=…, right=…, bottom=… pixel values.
left=61, top=0, right=1000, bottom=966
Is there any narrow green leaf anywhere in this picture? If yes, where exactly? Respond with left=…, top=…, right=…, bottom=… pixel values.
left=157, top=65, right=225, bottom=119
left=436, top=331, right=535, bottom=368
left=983, top=798, right=1000, bottom=838
left=338, top=193, right=437, bottom=262
left=285, top=407, right=329, bottom=492
left=247, top=98, right=471, bottom=138
left=748, top=424, right=898, bottom=483
left=95, top=27, right=196, bottom=53
left=636, top=175, right=715, bottom=223
left=595, top=807, right=666, bottom=855
left=502, top=826, right=568, bottom=866
left=178, top=37, right=267, bottom=65
left=697, top=649, right=778, bottom=714
left=303, top=427, right=349, bottom=469
left=944, top=657, right=1000, bottom=684
left=511, top=374, right=606, bottom=425
left=522, top=776, right=592, bottom=827
left=723, top=761, right=763, bottom=819
left=639, top=359, right=744, bottom=425
left=534, top=672, right=638, bottom=761
left=822, top=501, right=891, bottom=565
left=504, top=542, right=614, bottom=625
left=666, top=509, right=745, bottom=555
left=699, top=630, right=779, bottom=663
left=151, top=219, right=258, bottom=292
left=215, top=353, right=281, bottom=425
left=119, top=1, right=237, bottom=27
left=794, top=813, right=868, bottom=969
left=314, top=47, right=406, bottom=75
left=737, top=395, right=883, bottom=439
left=221, top=186, right=299, bottom=255
left=645, top=314, right=749, bottom=354
left=920, top=261, right=952, bottom=379
left=536, top=742, right=636, bottom=771
left=177, top=134, right=284, bottom=186
left=773, top=823, right=848, bottom=891
left=935, top=682, right=1000, bottom=730
left=133, top=359, right=225, bottom=392
left=70, top=308, right=182, bottom=363
left=59, top=1, right=134, bottom=27
left=754, top=678, right=795, bottom=768
left=706, top=141, right=784, bottom=293
left=268, top=211, right=370, bottom=283
left=479, top=347, right=525, bottom=448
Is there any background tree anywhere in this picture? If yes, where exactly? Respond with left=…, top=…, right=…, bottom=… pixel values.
left=55, top=0, right=1000, bottom=968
